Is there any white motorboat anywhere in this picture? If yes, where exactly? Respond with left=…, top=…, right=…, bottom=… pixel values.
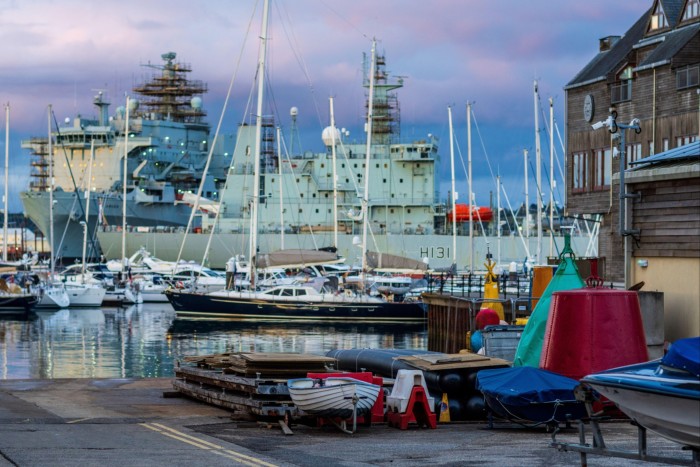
left=582, top=336, right=700, bottom=449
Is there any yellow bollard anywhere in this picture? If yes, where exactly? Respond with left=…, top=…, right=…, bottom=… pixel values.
left=439, top=393, right=451, bottom=422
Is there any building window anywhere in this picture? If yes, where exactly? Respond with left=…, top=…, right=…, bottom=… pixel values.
left=650, top=2, right=668, bottom=30
left=626, top=143, right=643, bottom=167
left=682, top=0, right=699, bottom=20
left=611, top=80, right=632, bottom=103
left=676, top=65, right=699, bottom=89
left=593, top=148, right=612, bottom=190
left=676, top=135, right=698, bottom=146
left=663, top=138, right=669, bottom=152
left=573, top=152, right=588, bottom=192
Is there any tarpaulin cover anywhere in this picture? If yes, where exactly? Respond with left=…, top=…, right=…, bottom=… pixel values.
left=663, top=336, right=700, bottom=378
left=512, top=256, right=585, bottom=367
left=476, top=366, right=580, bottom=406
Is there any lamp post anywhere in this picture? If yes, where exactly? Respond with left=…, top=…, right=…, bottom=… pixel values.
left=591, top=111, right=641, bottom=287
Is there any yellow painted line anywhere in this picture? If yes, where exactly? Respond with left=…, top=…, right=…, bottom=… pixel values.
left=141, top=423, right=277, bottom=467
left=66, top=418, right=93, bottom=424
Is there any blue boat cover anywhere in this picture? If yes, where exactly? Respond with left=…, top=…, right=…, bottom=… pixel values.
left=476, top=366, right=580, bottom=406
left=662, top=336, right=700, bottom=378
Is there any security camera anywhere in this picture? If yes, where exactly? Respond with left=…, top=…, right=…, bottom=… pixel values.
left=591, top=115, right=614, bottom=130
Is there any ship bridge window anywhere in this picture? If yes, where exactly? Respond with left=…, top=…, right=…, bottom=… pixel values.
left=383, top=179, right=386, bottom=183
left=324, top=193, right=329, bottom=198
left=399, top=178, right=403, bottom=183
left=376, top=163, right=379, bottom=168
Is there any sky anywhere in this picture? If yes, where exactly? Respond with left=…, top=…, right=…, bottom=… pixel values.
left=0, top=0, right=651, bottom=214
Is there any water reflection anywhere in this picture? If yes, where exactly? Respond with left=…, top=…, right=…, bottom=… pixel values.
left=0, top=304, right=427, bottom=379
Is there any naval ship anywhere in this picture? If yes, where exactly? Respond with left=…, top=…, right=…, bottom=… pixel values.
left=21, top=52, right=233, bottom=262
left=95, top=50, right=592, bottom=270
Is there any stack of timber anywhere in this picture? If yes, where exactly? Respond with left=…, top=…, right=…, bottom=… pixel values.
left=173, top=352, right=336, bottom=419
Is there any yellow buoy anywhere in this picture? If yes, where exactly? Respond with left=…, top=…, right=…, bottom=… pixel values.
left=480, top=255, right=505, bottom=320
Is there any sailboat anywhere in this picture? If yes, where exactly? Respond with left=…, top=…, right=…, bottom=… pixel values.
left=63, top=139, right=106, bottom=307
left=35, top=105, right=70, bottom=309
left=165, top=5, right=425, bottom=323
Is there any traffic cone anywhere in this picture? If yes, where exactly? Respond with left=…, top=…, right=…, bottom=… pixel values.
left=439, top=393, right=451, bottom=423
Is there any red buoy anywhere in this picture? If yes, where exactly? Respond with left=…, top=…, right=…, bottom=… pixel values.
left=540, top=284, right=648, bottom=381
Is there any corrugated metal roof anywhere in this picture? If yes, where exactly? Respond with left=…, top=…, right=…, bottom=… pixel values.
left=629, top=140, right=700, bottom=169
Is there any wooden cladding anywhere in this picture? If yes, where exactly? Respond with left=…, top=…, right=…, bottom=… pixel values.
left=631, top=178, right=700, bottom=258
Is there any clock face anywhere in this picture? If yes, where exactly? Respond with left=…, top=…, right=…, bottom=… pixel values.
left=583, top=94, right=594, bottom=122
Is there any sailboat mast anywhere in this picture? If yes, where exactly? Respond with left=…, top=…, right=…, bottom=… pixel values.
left=249, top=0, right=270, bottom=285
left=534, top=80, right=542, bottom=264
left=360, top=40, right=376, bottom=276
left=497, top=174, right=502, bottom=266
left=48, top=105, right=55, bottom=277
left=330, top=97, right=339, bottom=250
left=467, top=102, right=473, bottom=272
left=549, top=96, right=555, bottom=257
left=276, top=126, right=284, bottom=250
left=523, top=148, right=529, bottom=239
left=122, top=96, right=130, bottom=273
left=3, top=103, right=8, bottom=263
left=82, top=140, right=95, bottom=274
left=448, top=106, right=456, bottom=269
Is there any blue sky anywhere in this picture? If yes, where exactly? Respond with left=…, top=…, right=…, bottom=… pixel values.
left=0, top=0, right=650, bottom=213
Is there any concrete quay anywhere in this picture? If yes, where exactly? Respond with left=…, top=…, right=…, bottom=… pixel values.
left=0, top=378, right=694, bottom=466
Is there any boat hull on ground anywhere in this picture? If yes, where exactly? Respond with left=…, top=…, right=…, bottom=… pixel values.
left=476, top=366, right=588, bottom=425
left=288, top=377, right=380, bottom=419
left=165, top=290, right=426, bottom=323
left=583, top=360, right=700, bottom=449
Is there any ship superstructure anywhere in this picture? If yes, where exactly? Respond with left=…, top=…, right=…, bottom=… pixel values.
left=95, top=50, right=593, bottom=269
left=21, top=52, right=233, bottom=262
left=211, top=51, right=444, bottom=242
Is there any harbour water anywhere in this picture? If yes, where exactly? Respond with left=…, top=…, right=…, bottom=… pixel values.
left=0, top=303, right=428, bottom=380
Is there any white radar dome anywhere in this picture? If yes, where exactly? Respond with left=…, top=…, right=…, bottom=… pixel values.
left=128, top=99, right=139, bottom=111
left=290, top=106, right=298, bottom=117
left=191, top=96, right=203, bottom=109
left=321, top=126, right=341, bottom=146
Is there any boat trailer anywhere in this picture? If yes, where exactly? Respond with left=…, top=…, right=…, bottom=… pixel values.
left=550, top=385, right=699, bottom=466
